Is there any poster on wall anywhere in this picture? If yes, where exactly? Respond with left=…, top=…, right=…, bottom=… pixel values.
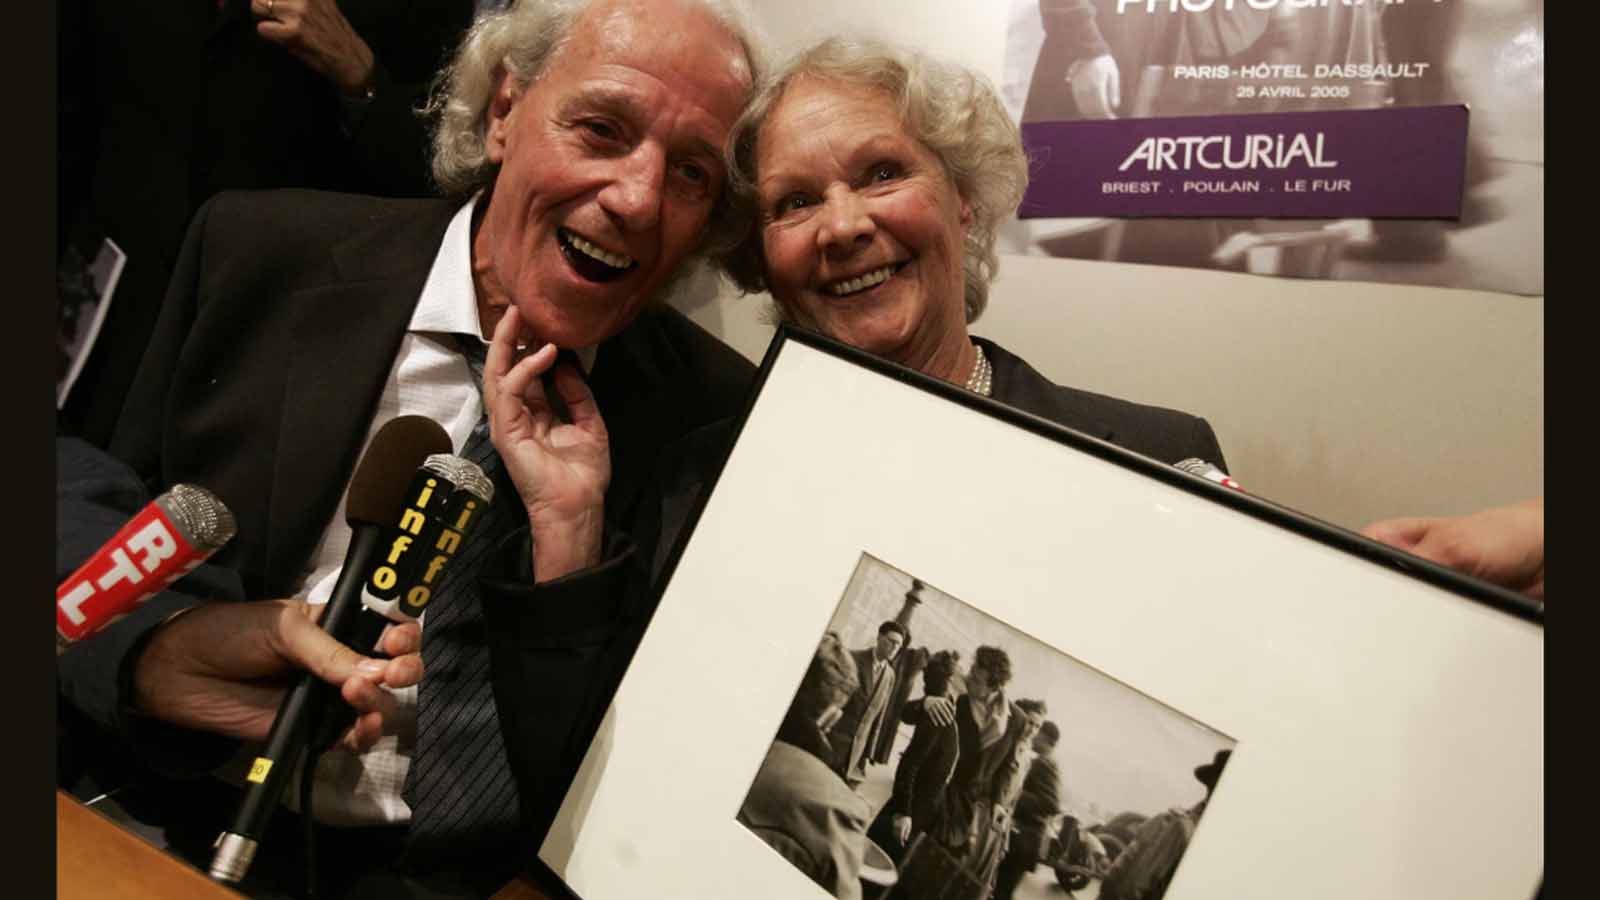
left=998, top=0, right=1544, bottom=296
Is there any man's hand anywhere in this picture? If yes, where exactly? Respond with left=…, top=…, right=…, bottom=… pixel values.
left=991, top=803, right=1011, bottom=832
left=818, top=705, right=844, bottom=732
left=1070, top=54, right=1120, bottom=119
left=924, top=695, right=956, bottom=728
left=1360, top=497, right=1544, bottom=601
left=252, top=0, right=377, bottom=97
left=893, top=814, right=913, bottom=845
left=132, top=599, right=423, bottom=754
left=484, top=306, right=612, bottom=582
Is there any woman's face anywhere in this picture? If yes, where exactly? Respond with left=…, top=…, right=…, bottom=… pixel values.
left=753, top=78, right=972, bottom=371
left=966, top=664, right=993, bottom=699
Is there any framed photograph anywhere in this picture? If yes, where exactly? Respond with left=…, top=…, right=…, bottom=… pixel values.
left=537, top=327, right=1543, bottom=900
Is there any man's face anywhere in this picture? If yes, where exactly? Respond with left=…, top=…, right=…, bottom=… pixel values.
left=473, top=0, right=751, bottom=346
left=1021, top=711, right=1044, bottom=743
left=875, top=629, right=905, bottom=662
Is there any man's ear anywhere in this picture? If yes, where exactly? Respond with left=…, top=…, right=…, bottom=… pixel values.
left=484, top=66, right=521, bottom=164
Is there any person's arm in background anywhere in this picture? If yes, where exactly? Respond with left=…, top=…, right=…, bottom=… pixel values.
left=252, top=0, right=381, bottom=103
left=251, top=0, right=475, bottom=195
left=1040, top=0, right=1119, bottom=118
left=1361, top=497, right=1544, bottom=602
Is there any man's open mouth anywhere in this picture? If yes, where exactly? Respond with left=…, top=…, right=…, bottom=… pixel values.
left=558, top=228, right=637, bottom=283
left=826, top=262, right=908, bottom=297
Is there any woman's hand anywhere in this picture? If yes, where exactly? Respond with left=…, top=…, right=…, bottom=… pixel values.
left=483, top=306, right=611, bottom=582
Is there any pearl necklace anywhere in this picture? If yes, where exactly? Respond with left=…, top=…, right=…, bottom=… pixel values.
left=965, top=343, right=992, bottom=397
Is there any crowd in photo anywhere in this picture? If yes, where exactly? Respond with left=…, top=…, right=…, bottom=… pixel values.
left=739, top=620, right=1233, bottom=900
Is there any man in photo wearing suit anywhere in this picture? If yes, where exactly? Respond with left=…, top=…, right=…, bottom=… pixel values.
left=830, top=620, right=910, bottom=788
left=994, top=719, right=1065, bottom=900
left=56, top=1, right=762, bottom=896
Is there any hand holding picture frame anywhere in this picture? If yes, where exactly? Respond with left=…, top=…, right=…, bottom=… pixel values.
left=536, top=327, right=1542, bottom=900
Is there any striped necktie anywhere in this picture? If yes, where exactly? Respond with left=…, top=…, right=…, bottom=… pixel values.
left=401, top=336, right=523, bottom=858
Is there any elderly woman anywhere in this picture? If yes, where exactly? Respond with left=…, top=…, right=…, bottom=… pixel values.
left=718, top=37, right=1227, bottom=469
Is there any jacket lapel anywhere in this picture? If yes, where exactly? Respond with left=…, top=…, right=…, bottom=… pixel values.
left=261, top=200, right=460, bottom=591
left=586, top=311, right=692, bottom=527
left=979, top=337, right=1117, bottom=444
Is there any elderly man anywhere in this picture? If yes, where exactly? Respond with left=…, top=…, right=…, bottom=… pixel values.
left=55, top=1, right=759, bottom=896
left=829, top=620, right=909, bottom=788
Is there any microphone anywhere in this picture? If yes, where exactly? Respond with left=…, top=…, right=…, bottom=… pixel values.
left=210, top=416, right=450, bottom=883
left=1174, top=457, right=1243, bottom=492
left=364, top=453, right=495, bottom=624
left=293, top=454, right=494, bottom=755
left=56, top=483, right=237, bottom=651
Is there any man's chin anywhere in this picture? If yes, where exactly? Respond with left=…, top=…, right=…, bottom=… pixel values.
left=513, top=302, right=626, bottom=351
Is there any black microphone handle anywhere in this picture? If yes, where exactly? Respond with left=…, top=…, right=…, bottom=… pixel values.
left=214, top=524, right=384, bottom=874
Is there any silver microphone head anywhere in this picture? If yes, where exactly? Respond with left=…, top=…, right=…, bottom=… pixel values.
left=1173, top=458, right=1241, bottom=491
left=156, top=484, right=237, bottom=552
left=422, top=454, right=494, bottom=504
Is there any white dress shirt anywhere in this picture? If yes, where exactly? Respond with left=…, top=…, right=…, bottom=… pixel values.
left=285, top=195, right=486, bottom=825
left=281, top=192, right=598, bottom=826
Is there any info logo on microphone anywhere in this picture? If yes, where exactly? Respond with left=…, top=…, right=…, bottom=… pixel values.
left=397, top=490, right=485, bottom=619
left=367, top=472, right=447, bottom=600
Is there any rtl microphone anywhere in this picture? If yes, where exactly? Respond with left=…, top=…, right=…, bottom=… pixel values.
left=56, top=483, right=237, bottom=652
left=210, top=416, right=450, bottom=883
left=1174, top=457, right=1243, bottom=492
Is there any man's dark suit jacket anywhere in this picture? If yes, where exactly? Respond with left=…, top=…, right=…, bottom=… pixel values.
left=1011, top=753, right=1065, bottom=864
left=829, top=646, right=898, bottom=782
left=57, top=0, right=475, bottom=447
left=866, top=699, right=959, bottom=865
left=55, top=189, right=755, bottom=889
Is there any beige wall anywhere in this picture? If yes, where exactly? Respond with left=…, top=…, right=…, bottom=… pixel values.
left=673, top=0, right=1544, bottom=532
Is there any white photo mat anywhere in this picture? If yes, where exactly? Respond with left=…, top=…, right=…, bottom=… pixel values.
left=539, top=330, right=1543, bottom=900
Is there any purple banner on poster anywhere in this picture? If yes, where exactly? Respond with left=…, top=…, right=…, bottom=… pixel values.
left=1019, top=105, right=1468, bottom=219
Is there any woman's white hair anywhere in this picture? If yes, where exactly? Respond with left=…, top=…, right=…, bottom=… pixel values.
left=717, top=37, right=1029, bottom=323
left=426, top=0, right=765, bottom=256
